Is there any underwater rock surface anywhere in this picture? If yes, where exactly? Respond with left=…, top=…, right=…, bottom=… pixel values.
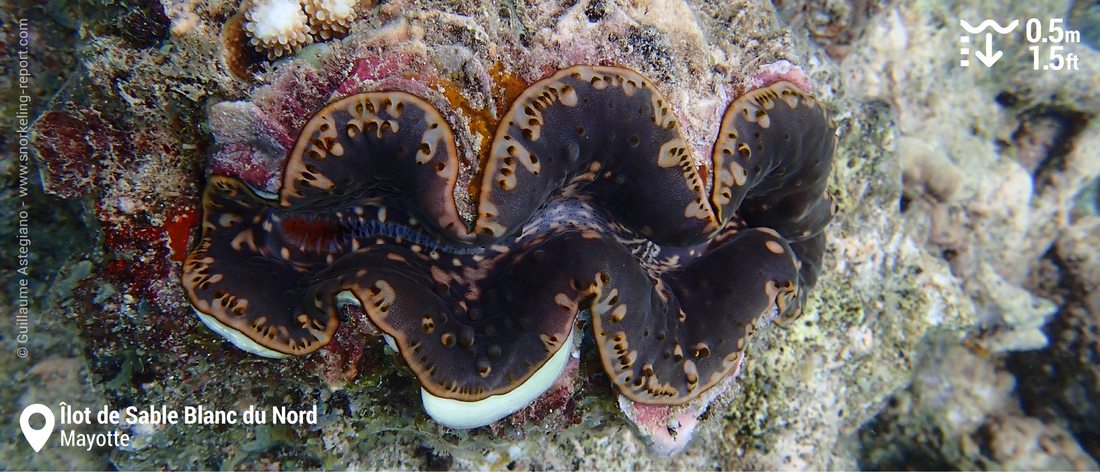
left=3, top=0, right=1097, bottom=469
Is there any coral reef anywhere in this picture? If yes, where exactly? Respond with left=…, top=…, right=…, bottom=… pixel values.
left=772, top=0, right=884, bottom=60
left=858, top=341, right=1098, bottom=469
left=851, top=0, right=1100, bottom=352
left=844, top=0, right=1100, bottom=466
left=1070, top=0, right=1100, bottom=50
left=9, top=0, right=1097, bottom=468
left=1011, top=216, right=1100, bottom=457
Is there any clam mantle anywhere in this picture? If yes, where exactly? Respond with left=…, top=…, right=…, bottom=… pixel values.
left=183, top=65, right=837, bottom=430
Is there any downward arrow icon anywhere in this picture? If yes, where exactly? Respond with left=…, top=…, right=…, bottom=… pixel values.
left=974, top=32, right=1003, bottom=67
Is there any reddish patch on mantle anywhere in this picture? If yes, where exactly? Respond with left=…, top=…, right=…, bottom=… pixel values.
left=280, top=214, right=342, bottom=252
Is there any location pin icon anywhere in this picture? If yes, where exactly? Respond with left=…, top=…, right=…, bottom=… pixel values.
left=19, top=404, right=55, bottom=453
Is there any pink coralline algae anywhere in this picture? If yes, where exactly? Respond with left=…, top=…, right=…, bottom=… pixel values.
left=32, top=110, right=123, bottom=199
left=207, top=53, right=423, bottom=193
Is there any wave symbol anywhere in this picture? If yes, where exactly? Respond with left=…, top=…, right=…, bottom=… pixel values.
left=960, top=19, right=1019, bottom=35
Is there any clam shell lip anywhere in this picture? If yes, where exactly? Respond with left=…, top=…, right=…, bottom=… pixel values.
left=193, top=309, right=290, bottom=359
left=421, top=330, right=577, bottom=429
left=182, top=65, right=836, bottom=411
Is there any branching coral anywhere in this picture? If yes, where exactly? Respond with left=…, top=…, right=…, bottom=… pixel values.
left=182, top=65, right=836, bottom=430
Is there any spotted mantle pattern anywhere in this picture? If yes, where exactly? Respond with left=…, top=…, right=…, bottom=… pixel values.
left=182, top=65, right=837, bottom=405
